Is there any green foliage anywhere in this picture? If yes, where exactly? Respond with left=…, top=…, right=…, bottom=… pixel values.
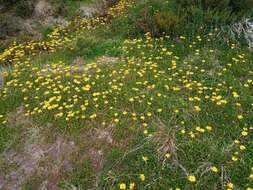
left=106, top=0, right=118, bottom=6
left=73, top=36, right=99, bottom=58
left=15, top=0, right=35, bottom=18
left=177, top=0, right=253, bottom=13
left=52, top=0, right=80, bottom=18
left=59, top=160, right=95, bottom=189
left=134, top=8, right=184, bottom=36
left=111, top=0, right=253, bottom=38
left=0, top=15, right=21, bottom=38
left=154, top=11, right=184, bottom=36
left=71, top=35, right=121, bottom=59
left=0, top=0, right=20, bottom=8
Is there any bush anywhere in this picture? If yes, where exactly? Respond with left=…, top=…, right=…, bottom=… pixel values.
left=15, top=0, right=35, bottom=18
left=105, top=0, right=118, bottom=7
left=52, top=0, right=80, bottom=18
left=129, top=0, right=184, bottom=37
left=115, top=0, right=253, bottom=38
left=0, top=0, right=20, bottom=8
left=177, top=0, right=253, bottom=14
left=135, top=7, right=157, bottom=36
left=72, top=36, right=99, bottom=58
left=154, top=11, right=184, bottom=36
left=135, top=9, right=184, bottom=36
left=0, top=15, right=21, bottom=39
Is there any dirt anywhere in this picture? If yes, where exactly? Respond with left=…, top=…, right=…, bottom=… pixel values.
left=0, top=72, right=4, bottom=89
left=0, top=107, right=121, bottom=190
left=79, top=1, right=106, bottom=18
left=0, top=107, right=77, bottom=190
left=71, top=56, right=119, bottom=74
left=96, top=56, right=119, bottom=66
left=34, top=0, right=55, bottom=19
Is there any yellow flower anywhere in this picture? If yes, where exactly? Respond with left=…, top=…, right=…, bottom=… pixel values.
left=139, top=174, right=145, bottom=181
left=165, top=153, right=171, bottom=159
left=129, top=182, right=136, bottom=190
left=226, top=182, right=234, bottom=189
left=242, top=131, right=248, bottom=136
left=194, top=106, right=201, bottom=112
left=249, top=174, right=253, bottom=180
left=119, top=183, right=126, bottom=190
left=147, top=112, right=152, bottom=117
left=90, top=113, right=97, bottom=119
left=211, top=166, right=218, bottom=173
left=82, top=84, right=91, bottom=91
left=239, top=145, right=246, bottom=151
left=187, top=175, right=196, bottom=183
left=157, top=108, right=163, bottom=113
left=196, top=126, right=205, bottom=133
left=206, top=126, right=212, bottom=131
left=142, top=156, right=148, bottom=162
left=232, top=92, right=239, bottom=98
left=231, top=155, right=238, bottom=161
left=237, top=115, right=243, bottom=120
left=123, top=111, right=128, bottom=115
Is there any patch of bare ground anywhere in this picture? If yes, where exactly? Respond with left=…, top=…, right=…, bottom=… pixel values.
left=0, top=107, right=137, bottom=189
left=38, top=56, right=120, bottom=76
left=71, top=56, right=120, bottom=74
left=183, top=48, right=221, bottom=77
left=0, top=107, right=77, bottom=190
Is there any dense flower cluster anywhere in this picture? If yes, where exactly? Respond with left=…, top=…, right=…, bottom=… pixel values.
left=0, top=0, right=132, bottom=65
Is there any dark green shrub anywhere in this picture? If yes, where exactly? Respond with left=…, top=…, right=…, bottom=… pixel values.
left=154, top=11, right=184, bottom=36
left=105, top=0, right=118, bottom=7
left=177, top=0, right=253, bottom=14
left=51, top=0, right=80, bottom=19
left=15, top=0, right=35, bottom=18
left=135, top=7, right=157, bottom=36
left=53, top=0, right=69, bottom=17
left=0, top=0, right=20, bottom=8
left=135, top=9, right=184, bottom=36
left=230, top=0, right=253, bottom=13
left=72, top=36, right=99, bottom=58
left=121, top=0, right=253, bottom=38
left=0, top=15, right=21, bottom=39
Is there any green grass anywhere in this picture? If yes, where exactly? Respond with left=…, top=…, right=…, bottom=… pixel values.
left=1, top=32, right=253, bottom=189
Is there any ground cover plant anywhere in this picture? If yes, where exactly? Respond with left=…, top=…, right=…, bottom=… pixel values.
left=0, top=0, right=253, bottom=189
left=109, top=0, right=253, bottom=38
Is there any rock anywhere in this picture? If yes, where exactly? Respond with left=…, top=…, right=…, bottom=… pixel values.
left=79, top=6, right=99, bottom=18
left=73, top=56, right=85, bottom=65
left=0, top=31, right=6, bottom=40
left=34, top=0, right=54, bottom=19
left=0, top=72, right=4, bottom=89
left=0, top=15, right=22, bottom=38
left=21, top=20, right=35, bottom=35
left=245, top=19, right=253, bottom=51
left=42, top=16, right=68, bottom=27
left=79, top=2, right=106, bottom=18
